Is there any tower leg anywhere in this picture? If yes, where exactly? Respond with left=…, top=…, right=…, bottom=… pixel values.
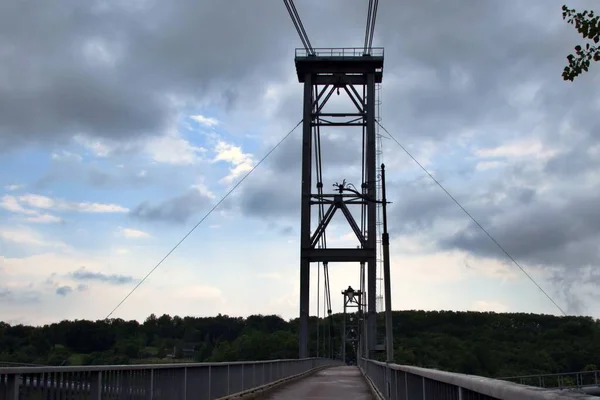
left=299, top=73, right=313, bottom=359
left=299, top=258, right=310, bottom=358
left=366, top=71, right=378, bottom=358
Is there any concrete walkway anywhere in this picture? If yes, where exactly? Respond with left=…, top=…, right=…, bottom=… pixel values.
left=261, top=366, right=374, bottom=399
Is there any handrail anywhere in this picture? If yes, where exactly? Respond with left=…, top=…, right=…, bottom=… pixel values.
left=295, top=47, right=384, bottom=58
left=0, top=358, right=341, bottom=400
left=359, top=358, right=597, bottom=399
left=0, top=357, right=325, bottom=374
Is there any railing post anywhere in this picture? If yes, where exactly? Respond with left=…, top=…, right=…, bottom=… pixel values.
left=208, top=365, right=212, bottom=399
left=183, top=367, right=187, bottom=400
left=6, top=374, right=20, bottom=400
left=458, top=386, right=464, bottom=400
left=227, top=364, right=231, bottom=395
left=385, top=363, right=391, bottom=400
left=422, top=376, right=426, bottom=400
left=148, top=369, right=154, bottom=400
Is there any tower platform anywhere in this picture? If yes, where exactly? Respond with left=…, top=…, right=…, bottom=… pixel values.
left=294, top=47, right=384, bottom=83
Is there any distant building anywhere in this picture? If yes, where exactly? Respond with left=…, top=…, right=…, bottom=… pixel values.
left=170, top=342, right=198, bottom=358
left=182, top=342, right=198, bottom=358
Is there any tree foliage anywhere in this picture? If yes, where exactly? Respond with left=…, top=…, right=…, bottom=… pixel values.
left=562, top=5, right=600, bottom=81
left=1, top=311, right=599, bottom=378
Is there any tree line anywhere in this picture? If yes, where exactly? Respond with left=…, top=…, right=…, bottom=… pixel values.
left=1, top=310, right=599, bottom=378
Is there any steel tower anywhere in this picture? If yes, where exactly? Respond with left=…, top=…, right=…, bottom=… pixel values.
left=295, top=47, right=384, bottom=359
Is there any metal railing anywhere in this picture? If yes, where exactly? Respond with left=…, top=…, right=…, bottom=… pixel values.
left=295, top=47, right=384, bottom=58
left=499, top=370, right=600, bottom=389
left=359, top=358, right=596, bottom=399
left=0, top=358, right=339, bottom=400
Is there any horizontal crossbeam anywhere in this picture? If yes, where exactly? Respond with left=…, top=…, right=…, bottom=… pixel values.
left=302, top=248, right=375, bottom=262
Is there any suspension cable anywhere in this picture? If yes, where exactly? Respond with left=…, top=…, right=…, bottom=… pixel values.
left=105, top=120, right=303, bottom=319
left=363, top=0, right=374, bottom=54
left=376, top=121, right=567, bottom=317
left=363, top=0, right=379, bottom=54
left=283, top=0, right=314, bottom=54
left=368, top=0, right=379, bottom=51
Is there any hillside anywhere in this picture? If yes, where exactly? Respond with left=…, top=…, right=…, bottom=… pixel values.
left=1, top=311, right=598, bottom=377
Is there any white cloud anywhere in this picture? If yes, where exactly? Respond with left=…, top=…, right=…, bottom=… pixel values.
left=25, top=214, right=62, bottom=224
left=73, top=135, right=113, bottom=157
left=190, top=114, right=219, bottom=127
left=75, top=202, right=128, bottom=213
left=213, top=141, right=254, bottom=183
left=4, top=184, right=23, bottom=191
left=1, top=195, right=36, bottom=214
left=475, top=160, right=504, bottom=171
left=475, top=139, right=556, bottom=160
left=192, top=179, right=216, bottom=200
left=74, top=122, right=207, bottom=166
left=16, top=194, right=128, bottom=213
left=0, top=226, right=66, bottom=249
left=1, top=195, right=62, bottom=223
left=119, top=227, right=151, bottom=239
left=18, top=194, right=55, bottom=209
left=51, top=150, right=83, bottom=162
left=144, top=131, right=206, bottom=165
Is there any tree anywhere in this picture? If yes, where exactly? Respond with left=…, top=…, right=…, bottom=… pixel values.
left=562, top=5, right=600, bottom=81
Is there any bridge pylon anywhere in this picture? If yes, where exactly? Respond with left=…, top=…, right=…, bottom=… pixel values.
left=294, top=47, right=384, bottom=359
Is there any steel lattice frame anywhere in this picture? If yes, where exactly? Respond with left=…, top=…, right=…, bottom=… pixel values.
left=295, top=48, right=384, bottom=359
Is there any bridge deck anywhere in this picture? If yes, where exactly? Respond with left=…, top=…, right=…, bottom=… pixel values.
left=261, top=366, right=373, bottom=399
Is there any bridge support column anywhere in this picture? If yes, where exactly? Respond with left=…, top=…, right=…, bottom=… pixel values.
left=299, top=71, right=313, bottom=359
left=295, top=48, right=384, bottom=360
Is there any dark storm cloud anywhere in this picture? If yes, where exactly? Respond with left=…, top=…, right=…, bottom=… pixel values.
left=231, top=0, right=597, bottom=230
left=130, top=188, right=213, bottom=223
left=1, top=0, right=596, bottom=151
left=34, top=163, right=150, bottom=190
left=55, top=284, right=87, bottom=296
left=69, top=267, right=135, bottom=285
left=56, top=286, right=73, bottom=296
left=269, top=127, right=364, bottom=175
left=0, top=0, right=295, bottom=150
left=4, top=0, right=600, bottom=312
left=236, top=169, right=300, bottom=220
left=440, top=192, right=600, bottom=268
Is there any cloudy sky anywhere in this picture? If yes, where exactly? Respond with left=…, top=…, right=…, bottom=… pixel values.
left=1, top=0, right=599, bottom=326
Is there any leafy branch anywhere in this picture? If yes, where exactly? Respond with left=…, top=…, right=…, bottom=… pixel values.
left=562, top=5, right=600, bottom=81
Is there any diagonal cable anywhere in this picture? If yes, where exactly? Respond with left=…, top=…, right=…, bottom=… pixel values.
left=368, top=0, right=379, bottom=51
left=105, top=120, right=303, bottom=319
left=364, top=0, right=374, bottom=53
left=283, top=0, right=314, bottom=54
left=376, top=121, right=567, bottom=317
left=283, top=0, right=309, bottom=52
left=288, top=0, right=314, bottom=53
